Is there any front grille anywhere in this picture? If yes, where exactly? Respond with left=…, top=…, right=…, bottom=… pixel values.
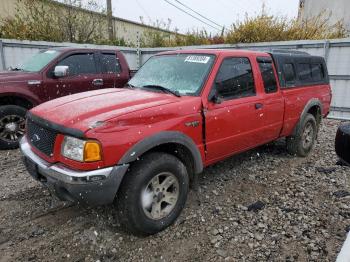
left=26, top=118, right=58, bottom=157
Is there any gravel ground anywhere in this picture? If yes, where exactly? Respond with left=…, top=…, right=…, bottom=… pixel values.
left=0, top=119, right=349, bottom=262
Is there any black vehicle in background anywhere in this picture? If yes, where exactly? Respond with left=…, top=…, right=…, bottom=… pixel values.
left=335, top=123, right=350, bottom=166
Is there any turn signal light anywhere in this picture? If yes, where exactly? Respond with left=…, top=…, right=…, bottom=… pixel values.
left=84, top=142, right=102, bottom=162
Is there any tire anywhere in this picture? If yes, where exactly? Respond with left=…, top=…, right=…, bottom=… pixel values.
left=286, top=113, right=317, bottom=157
left=116, top=152, right=189, bottom=235
left=0, top=105, right=27, bottom=150
left=335, top=124, right=350, bottom=166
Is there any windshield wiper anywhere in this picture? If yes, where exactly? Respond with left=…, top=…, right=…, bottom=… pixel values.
left=125, top=83, right=137, bottom=88
left=8, top=67, right=24, bottom=71
left=142, top=85, right=181, bottom=97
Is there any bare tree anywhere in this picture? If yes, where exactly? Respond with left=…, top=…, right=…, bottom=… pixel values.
left=57, top=0, right=107, bottom=43
left=0, top=0, right=107, bottom=44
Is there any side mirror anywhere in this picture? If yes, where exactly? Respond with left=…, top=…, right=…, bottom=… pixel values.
left=54, top=65, right=69, bottom=78
left=208, top=88, right=222, bottom=104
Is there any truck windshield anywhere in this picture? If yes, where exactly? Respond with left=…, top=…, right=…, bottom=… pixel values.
left=129, top=54, right=215, bottom=96
left=20, top=50, right=61, bottom=72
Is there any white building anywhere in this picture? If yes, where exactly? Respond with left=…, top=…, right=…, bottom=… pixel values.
left=299, top=0, right=350, bottom=31
left=0, top=0, right=179, bottom=45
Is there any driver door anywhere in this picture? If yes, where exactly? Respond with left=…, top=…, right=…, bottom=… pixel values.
left=205, top=56, right=266, bottom=164
left=43, top=52, right=100, bottom=101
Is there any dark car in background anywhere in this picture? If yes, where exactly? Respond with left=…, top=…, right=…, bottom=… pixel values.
left=0, top=48, right=132, bottom=149
left=335, top=123, right=350, bottom=166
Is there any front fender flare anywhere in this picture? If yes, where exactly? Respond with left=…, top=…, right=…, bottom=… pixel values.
left=118, top=131, right=204, bottom=174
left=0, top=91, right=39, bottom=108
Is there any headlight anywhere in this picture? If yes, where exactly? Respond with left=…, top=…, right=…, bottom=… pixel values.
left=61, top=136, right=102, bottom=162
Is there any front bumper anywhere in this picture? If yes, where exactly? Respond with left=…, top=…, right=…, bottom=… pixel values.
left=20, top=137, right=129, bottom=206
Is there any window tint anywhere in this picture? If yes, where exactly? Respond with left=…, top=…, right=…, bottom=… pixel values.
left=279, top=56, right=328, bottom=88
left=298, top=63, right=312, bottom=81
left=257, top=59, right=278, bottom=93
left=101, top=53, right=121, bottom=74
left=283, top=63, right=296, bottom=84
left=311, top=64, right=324, bottom=81
left=57, top=53, right=96, bottom=75
left=214, top=57, right=255, bottom=100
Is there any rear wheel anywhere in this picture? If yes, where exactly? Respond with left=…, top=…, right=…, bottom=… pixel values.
left=116, top=152, right=189, bottom=235
left=0, top=105, right=27, bottom=150
left=286, top=113, right=317, bottom=157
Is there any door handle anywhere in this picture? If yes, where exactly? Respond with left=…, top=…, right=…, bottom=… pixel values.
left=92, top=79, right=104, bottom=86
left=255, top=103, right=264, bottom=110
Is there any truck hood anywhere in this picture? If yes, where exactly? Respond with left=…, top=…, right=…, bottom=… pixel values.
left=0, top=71, right=41, bottom=84
left=30, top=88, right=185, bottom=132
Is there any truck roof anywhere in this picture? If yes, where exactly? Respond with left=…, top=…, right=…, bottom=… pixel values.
left=48, top=47, right=120, bottom=53
left=157, top=48, right=328, bottom=88
left=158, top=48, right=316, bottom=59
left=158, top=49, right=270, bottom=56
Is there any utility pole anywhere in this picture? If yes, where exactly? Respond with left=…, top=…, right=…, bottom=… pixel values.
left=106, top=0, right=114, bottom=41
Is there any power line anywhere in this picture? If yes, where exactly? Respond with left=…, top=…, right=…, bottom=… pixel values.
left=173, top=0, right=223, bottom=29
left=163, top=0, right=222, bottom=31
left=135, top=0, right=152, bottom=22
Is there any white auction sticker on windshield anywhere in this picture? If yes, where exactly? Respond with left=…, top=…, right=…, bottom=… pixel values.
left=44, top=50, right=56, bottom=54
left=185, top=55, right=210, bottom=64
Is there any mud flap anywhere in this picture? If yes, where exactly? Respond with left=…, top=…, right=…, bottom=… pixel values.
left=191, top=173, right=199, bottom=191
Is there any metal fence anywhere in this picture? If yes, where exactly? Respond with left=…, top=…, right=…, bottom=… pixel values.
left=1, top=38, right=350, bottom=119
left=0, top=39, right=141, bottom=71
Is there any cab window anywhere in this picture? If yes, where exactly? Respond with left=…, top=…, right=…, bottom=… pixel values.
left=257, top=58, right=278, bottom=93
left=101, top=53, right=121, bottom=74
left=214, top=57, right=256, bottom=100
left=57, top=53, right=97, bottom=76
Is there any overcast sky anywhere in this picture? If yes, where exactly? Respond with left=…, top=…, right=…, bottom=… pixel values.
left=93, top=0, right=300, bottom=34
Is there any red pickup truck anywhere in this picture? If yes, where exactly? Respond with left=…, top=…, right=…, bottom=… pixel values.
left=0, top=48, right=131, bottom=149
left=20, top=49, right=332, bottom=235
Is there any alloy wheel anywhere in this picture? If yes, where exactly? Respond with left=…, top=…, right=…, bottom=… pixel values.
left=0, top=114, right=26, bottom=143
left=302, top=122, right=314, bottom=149
left=141, top=172, right=180, bottom=220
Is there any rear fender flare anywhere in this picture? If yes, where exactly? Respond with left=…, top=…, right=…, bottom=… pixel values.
left=291, top=98, right=323, bottom=136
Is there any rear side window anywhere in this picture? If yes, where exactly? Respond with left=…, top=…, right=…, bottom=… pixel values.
left=214, top=57, right=256, bottom=100
left=298, top=63, right=312, bottom=81
left=257, top=58, right=278, bottom=93
left=311, top=64, right=324, bottom=81
left=101, top=53, right=121, bottom=74
left=57, top=53, right=96, bottom=75
left=283, top=63, right=296, bottom=85
left=277, top=55, right=328, bottom=88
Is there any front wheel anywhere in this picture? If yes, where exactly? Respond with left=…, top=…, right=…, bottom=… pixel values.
left=0, top=105, right=27, bottom=150
left=286, top=113, right=317, bottom=157
left=116, top=152, right=189, bottom=235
